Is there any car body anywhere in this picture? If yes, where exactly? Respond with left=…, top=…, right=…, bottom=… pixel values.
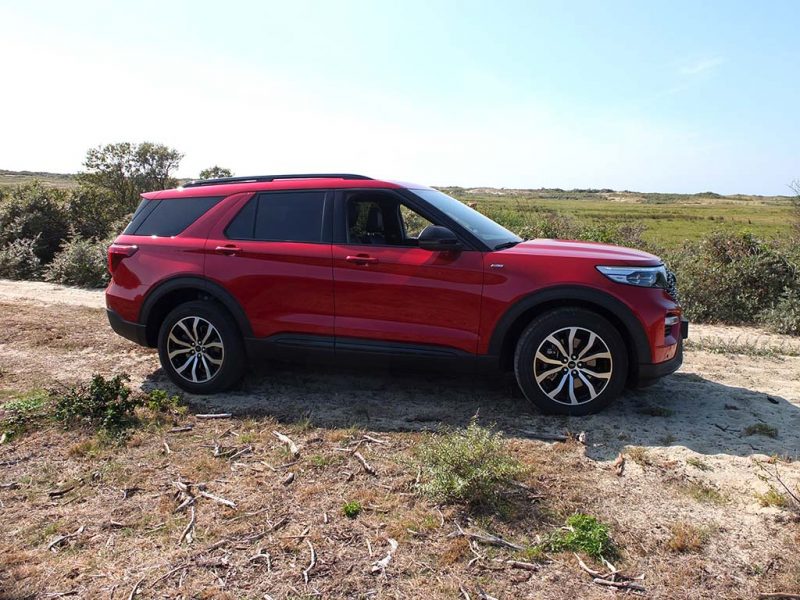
left=106, top=173, right=687, bottom=414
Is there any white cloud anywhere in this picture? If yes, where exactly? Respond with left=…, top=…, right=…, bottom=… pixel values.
left=679, top=57, right=725, bottom=76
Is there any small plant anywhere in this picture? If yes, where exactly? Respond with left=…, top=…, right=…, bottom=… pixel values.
left=546, top=514, right=616, bottom=559
left=342, top=501, right=362, bottom=519
left=683, top=482, right=725, bottom=504
left=637, top=405, right=674, bottom=417
left=743, top=423, right=778, bottom=438
left=53, top=374, right=139, bottom=437
left=308, top=454, right=332, bottom=468
left=1, top=391, right=49, bottom=439
left=761, top=288, right=800, bottom=336
left=143, top=389, right=183, bottom=414
left=756, top=488, right=790, bottom=509
left=416, top=419, right=523, bottom=508
left=667, top=522, right=708, bottom=553
left=627, top=446, right=653, bottom=467
left=686, top=457, right=712, bottom=471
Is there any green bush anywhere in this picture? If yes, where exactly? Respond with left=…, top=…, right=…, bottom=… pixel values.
left=416, top=420, right=523, bottom=508
left=760, top=288, right=800, bottom=335
left=53, top=374, right=139, bottom=437
left=0, top=237, right=42, bottom=280
left=342, top=500, right=362, bottom=519
left=546, top=514, right=616, bottom=559
left=668, top=231, right=798, bottom=324
left=45, top=237, right=109, bottom=288
left=65, top=186, right=119, bottom=240
left=0, top=182, right=70, bottom=263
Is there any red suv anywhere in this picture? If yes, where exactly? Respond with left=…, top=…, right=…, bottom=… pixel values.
left=106, top=174, right=687, bottom=415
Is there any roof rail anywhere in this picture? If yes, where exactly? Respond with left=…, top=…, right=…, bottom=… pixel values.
left=183, top=173, right=373, bottom=188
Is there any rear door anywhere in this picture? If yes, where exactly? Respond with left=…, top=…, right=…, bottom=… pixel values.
left=204, top=190, right=335, bottom=342
left=331, top=189, right=484, bottom=356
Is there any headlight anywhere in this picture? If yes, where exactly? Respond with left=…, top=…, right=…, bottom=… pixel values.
left=596, top=265, right=668, bottom=288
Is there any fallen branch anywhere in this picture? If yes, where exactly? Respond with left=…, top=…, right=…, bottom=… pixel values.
left=249, top=548, right=272, bottom=572
left=759, top=595, right=800, bottom=600
left=168, top=425, right=193, bottom=433
left=282, top=472, right=295, bottom=486
left=592, top=578, right=645, bottom=592
left=48, top=484, right=76, bottom=498
left=516, top=429, right=568, bottom=442
left=370, top=538, right=399, bottom=574
left=48, top=525, right=85, bottom=552
left=353, top=451, right=377, bottom=476
left=273, top=431, right=300, bottom=458
left=449, top=522, right=525, bottom=551
left=504, top=560, right=540, bottom=572
left=126, top=576, right=145, bottom=600
left=302, top=539, right=316, bottom=584
left=363, top=434, right=389, bottom=445
left=178, top=506, right=196, bottom=545
left=195, top=413, right=232, bottom=420
left=476, top=585, right=499, bottom=600
left=199, top=490, right=236, bottom=509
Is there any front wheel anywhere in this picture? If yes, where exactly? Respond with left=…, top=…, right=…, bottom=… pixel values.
left=157, top=300, right=245, bottom=394
left=514, top=308, right=628, bottom=415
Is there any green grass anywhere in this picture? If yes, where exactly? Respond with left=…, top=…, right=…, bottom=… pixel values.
left=545, top=514, right=616, bottom=559
left=441, top=187, right=794, bottom=250
left=743, top=423, right=779, bottom=438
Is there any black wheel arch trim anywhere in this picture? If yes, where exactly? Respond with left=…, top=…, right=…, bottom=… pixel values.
left=487, top=285, right=652, bottom=364
left=138, top=276, right=254, bottom=341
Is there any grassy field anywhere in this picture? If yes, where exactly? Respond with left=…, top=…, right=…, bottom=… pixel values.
left=1, top=170, right=795, bottom=250
left=441, top=187, right=794, bottom=249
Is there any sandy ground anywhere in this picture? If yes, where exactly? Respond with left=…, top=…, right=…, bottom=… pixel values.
left=1, top=279, right=799, bottom=598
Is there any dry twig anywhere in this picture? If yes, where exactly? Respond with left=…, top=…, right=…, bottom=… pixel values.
left=273, top=431, right=300, bottom=458
left=370, top=538, right=399, bottom=574
left=353, top=451, right=377, bottom=476
left=195, top=413, right=232, bottom=419
left=199, top=490, right=236, bottom=508
left=302, top=539, right=316, bottom=584
left=449, top=522, right=525, bottom=551
left=179, top=506, right=196, bottom=545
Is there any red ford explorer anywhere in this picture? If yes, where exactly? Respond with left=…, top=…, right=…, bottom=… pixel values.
left=106, top=174, right=687, bottom=415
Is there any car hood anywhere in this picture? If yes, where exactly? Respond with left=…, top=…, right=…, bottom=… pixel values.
left=499, top=239, right=662, bottom=265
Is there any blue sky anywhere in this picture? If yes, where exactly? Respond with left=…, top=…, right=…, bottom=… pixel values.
left=1, top=0, right=798, bottom=194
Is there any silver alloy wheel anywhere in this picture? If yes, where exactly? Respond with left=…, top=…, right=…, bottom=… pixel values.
left=533, top=326, right=613, bottom=406
left=166, top=316, right=225, bottom=384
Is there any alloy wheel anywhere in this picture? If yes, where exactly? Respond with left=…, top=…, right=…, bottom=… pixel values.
left=533, top=326, right=613, bottom=406
left=166, top=316, right=225, bottom=383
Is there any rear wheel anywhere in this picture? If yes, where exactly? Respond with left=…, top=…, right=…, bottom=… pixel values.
left=157, top=300, right=245, bottom=394
left=514, top=308, right=628, bottom=415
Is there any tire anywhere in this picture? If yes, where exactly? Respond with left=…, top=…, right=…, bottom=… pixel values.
left=514, top=308, right=628, bottom=415
left=157, top=300, right=245, bottom=394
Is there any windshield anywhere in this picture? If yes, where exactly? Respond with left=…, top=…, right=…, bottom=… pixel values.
left=409, top=189, right=521, bottom=249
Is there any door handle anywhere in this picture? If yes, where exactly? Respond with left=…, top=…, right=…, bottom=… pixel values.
left=345, top=255, right=378, bottom=265
left=215, top=244, right=242, bottom=256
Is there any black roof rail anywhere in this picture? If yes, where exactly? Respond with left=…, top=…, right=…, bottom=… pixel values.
left=183, top=173, right=373, bottom=188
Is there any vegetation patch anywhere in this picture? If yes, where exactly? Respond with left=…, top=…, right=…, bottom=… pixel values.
left=416, top=419, right=523, bottom=509
left=743, top=423, right=779, bottom=438
left=545, top=514, right=616, bottom=560
left=666, top=521, right=709, bottom=553
left=342, top=501, right=362, bottom=519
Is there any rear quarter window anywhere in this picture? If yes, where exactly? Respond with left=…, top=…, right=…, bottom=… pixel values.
left=225, top=191, right=326, bottom=242
left=123, top=196, right=222, bottom=236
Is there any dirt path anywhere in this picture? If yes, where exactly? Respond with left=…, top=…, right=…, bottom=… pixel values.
left=1, top=278, right=798, bottom=495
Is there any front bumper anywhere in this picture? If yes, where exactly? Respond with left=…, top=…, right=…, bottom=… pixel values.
left=107, top=309, right=148, bottom=346
left=633, top=318, right=688, bottom=387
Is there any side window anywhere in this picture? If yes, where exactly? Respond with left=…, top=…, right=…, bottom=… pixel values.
left=255, top=191, right=326, bottom=242
left=400, top=204, right=433, bottom=239
left=345, top=193, right=433, bottom=246
left=225, top=197, right=257, bottom=239
left=125, top=196, right=222, bottom=236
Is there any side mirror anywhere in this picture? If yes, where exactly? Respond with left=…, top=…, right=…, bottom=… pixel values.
left=418, top=225, right=463, bottom=251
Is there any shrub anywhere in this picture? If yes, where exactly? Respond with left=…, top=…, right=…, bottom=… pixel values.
left=668, top=231, right=798, bottom=324
left=45, top=237, right=109, bottom=288
left=0, top=182, right=70, bottom=262
left=342, top=501, right=362, bottom=519
left=416, top=419, right=523, bottom=508
left=0, top=237, right=42, bottom=280
left=761, top=288, right=800, bottom=335
left=143, top=389, right=184, bottom=414
left=546, top=514, right=616, bottom=559
left=53, top=374, right=139, bottom=437
left=65, top=186, right=120, bottom=240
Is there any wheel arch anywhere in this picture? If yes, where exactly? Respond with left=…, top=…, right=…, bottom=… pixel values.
left=489, top=286, right=651, bottom=378
left=139, top=276, right=253, bottom=347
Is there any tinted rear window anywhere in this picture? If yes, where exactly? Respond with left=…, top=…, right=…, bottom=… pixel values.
left=226, top=191, right=326, bottom=242
left=124, top=196, right=222, bottom=236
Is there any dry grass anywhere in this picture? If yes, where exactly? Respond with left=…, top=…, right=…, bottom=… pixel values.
left=667, top=521, right=711, bottom=553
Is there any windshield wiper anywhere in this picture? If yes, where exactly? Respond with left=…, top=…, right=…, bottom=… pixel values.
left=493, top=240, right=521, bottom=250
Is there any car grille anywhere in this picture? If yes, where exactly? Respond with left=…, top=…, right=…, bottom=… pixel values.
left=665, top=269, right=679, bottom=302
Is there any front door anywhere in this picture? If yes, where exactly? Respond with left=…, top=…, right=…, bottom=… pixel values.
left=331, top=189, right=484, bottom=356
